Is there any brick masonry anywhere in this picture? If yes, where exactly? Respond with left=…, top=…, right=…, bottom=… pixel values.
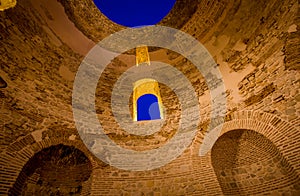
left=0, top=0, right=299, bottom=195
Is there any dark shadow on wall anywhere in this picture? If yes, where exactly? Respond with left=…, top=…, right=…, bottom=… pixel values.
left=9, top=144, right=92, bottom=196
left=211, top=129, right=300, bottom=195
left=0, top=76, right=7, bottom=88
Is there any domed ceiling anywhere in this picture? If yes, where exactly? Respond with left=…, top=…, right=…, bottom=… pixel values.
left=0, top=0, right=299, bottom=195
left=0, top=0, right=298, bottom=160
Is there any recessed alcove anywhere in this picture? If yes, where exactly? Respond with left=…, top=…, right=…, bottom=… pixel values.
left=9, top=144, right=92, bottom=195
left=0, top=0, right=299, bottom=195
left=211, top=129, right=300, bottom=195
left=132, top=78, right=164, bottom=122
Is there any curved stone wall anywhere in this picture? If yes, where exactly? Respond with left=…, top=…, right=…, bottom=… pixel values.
left=212, top=129, right=299, bottom=195
left=0, top=0, right=299, bottom=195
left=9, top=144, right=92, bottom=195
left=57, top=0, right=200, bottom=42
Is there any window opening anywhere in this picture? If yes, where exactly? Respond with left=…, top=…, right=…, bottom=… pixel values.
left=133, top=78, right=163, bottom=121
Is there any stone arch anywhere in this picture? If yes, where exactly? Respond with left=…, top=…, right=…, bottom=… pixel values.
left=0, top=132, right=97, bottom=195
left=9, top=144, right=93, bottom=195
left=137, top=94, right=161, bottom=121
left=211, top=129, right=300, bottom=195
left=132, top=78, right=164, bottom=121
left=201, top=110, right=300, bottom=175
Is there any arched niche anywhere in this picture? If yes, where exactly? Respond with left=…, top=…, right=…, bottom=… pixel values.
left=9, top=144, right=92, bottom=195
left=211, top=129, right=300, bottom=195
left=137, top=94, right=161, bottom=121
left=132, top=78, right=164, bottom=121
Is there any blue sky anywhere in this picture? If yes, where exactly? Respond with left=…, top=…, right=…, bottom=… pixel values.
left=93, top=0, right=176, bottom=27
left=137, top=94, right=161, bottom=121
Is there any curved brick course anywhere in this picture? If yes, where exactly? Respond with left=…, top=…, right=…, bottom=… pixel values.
left=0, top=0, right=299, bottom=195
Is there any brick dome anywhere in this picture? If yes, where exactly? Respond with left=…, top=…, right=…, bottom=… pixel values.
left=0, top=0, right=299, bottom=195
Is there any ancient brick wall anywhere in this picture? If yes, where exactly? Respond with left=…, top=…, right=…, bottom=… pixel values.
left=9, top=144, right=92, bottom=195
left=212, top=129, right=299, bottom=195
left=0, top=0, right=299, bottom=195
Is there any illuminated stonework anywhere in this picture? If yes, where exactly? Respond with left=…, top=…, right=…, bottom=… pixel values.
left=0, top=0, right=16, bottom=11
left=135, top=45, right=150, bottom=66
left=132, top=78, right=163, bottom=121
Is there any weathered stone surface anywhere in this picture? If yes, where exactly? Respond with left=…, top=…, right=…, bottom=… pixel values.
left=212, top=129, right=299, bottom=195
left=0, top=0, right=299, bottom=195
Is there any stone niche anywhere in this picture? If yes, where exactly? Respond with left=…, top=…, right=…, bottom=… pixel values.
left=9, top=144, right=92, bottom=196
left=211, top=129, right=300, bottom=195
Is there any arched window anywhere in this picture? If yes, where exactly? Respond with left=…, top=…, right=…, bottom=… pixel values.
left=133, top=78, right=163, bottom=121
left=137, top=94, right=161, bottom=121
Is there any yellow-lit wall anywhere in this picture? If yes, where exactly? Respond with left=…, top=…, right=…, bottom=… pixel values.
left=132, top=78, right=163, bottom=121
left=0, top=0, right=16, bottom=11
